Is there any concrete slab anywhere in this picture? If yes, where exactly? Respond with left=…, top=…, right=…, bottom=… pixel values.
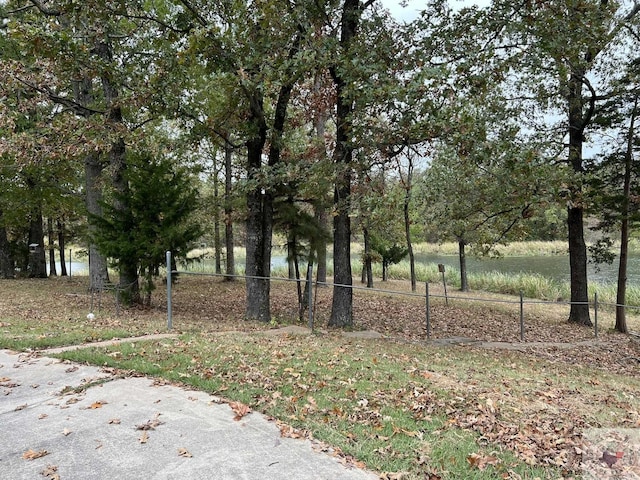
left=0, top=350, right=378, bottom=480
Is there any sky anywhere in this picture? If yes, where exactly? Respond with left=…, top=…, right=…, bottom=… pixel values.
left=381, top=0, right=491, bottom=22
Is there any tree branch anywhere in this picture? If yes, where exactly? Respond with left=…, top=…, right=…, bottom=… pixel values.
left=177, top=0, right=208, bottom=26
left=15, top=77, right=105, bottom=117
left=5, top=3, right=35, bottom=15
left=27, top=0, right=60, bottom=16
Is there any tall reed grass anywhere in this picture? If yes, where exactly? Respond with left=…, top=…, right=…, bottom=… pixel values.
left=184, top=242, right=640, bottom=308
left=385, top=259, right=640, bottom=308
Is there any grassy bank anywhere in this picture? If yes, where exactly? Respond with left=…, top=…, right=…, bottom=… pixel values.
left=183, top=240, right=640, bottom=309
left=412, top=240, right=570, bottom=257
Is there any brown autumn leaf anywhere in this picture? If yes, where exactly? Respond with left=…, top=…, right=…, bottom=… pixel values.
left=379, top=473, right=406, bottom=480
left=178, top=447, right=193, bottom=458
left=23, top=449, right=49, bottom=460
left=466, top=452, right=501, bottom=470
left=229, top=401, right=251, bottom=421
left=136, top=413, right=164, bottom=430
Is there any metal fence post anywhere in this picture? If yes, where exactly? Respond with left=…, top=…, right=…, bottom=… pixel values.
left=307, top=264, right=314, bottom=332
left=520, top=291, right=524, bottom=341
left=425, top=282, right=431, bottom=340
left=166, top=251, right=172, bottom=331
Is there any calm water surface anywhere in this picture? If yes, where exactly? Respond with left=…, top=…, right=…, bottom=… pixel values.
left=414, top=253, right=640, bottom=286
left=63, top=251, right=639, bottom=286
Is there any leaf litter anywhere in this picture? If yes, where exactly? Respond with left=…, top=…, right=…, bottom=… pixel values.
left=5, top=276, right=640, bottom=478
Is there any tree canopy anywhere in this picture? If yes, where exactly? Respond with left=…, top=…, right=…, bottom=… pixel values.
left=1, top=0, right=639, bottom=328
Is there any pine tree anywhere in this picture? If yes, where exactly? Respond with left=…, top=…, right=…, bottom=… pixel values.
left=91, top=151, right=202, bottom=306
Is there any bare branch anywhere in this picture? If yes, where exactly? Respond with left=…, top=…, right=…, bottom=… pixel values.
left=15, top=76, right=105, bottom=117
left=5, top=4, right=35, bottom=15
left=27, top=0, right=60, bottom=16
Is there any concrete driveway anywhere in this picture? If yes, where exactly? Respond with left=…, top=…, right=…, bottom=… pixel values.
left=0, top=349, right=378, bottom=480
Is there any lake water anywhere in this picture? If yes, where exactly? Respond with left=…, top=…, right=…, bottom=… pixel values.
left=413, top=253, right=640, bottom=286
left=55, top=251, right=640, bottom=286
left=46, top=261, right=89, bottom=276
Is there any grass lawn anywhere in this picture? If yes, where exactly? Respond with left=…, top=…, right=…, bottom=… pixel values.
left=2, top=275, right=640, bottom=479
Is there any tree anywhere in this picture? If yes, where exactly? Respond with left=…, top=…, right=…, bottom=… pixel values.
left=327, top=0, right=377, bottom=327
left=419, top=95, right=551, bottom=291
left=91, top=150, right=202, bottom=306
left=179, top=0, right=318, bottom=322
left=589, top=56, right=640, bottom=333
left=369, top=235, right=408, bottom=281
left=0, top=0, right=166, bottom=293
left=486, top=0, right=640, bottom=325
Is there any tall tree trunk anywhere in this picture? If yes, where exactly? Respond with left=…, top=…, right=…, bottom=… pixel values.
left=313, top=74, right=329, bottom=285
left=57, top=219, right=67, bottom=276
left=213, top=158, right=222, bottom=274
left=28, top=204, right=47, bottom=278
left=85, top=152, right=109, bottom=290
left=47, top=217, right=57, bottom=276
left=458, top=237, right=468, bottom=292
left=0, top=210, right=14, bottom=278
left=403, top=160, right=416, bottom=292
left=74, top=75, right=109, bottom=289
left=111, top=138, right=139, bottom=304
left=288, top=231, right=296, bottom=279
left=566, top=71, right=591, bottom=326
left=615, top=98, right=637, bottom=334
left=329, top=0, right=362, bottom=327
left=245, top=65, right=296, bottom=321
left=314, top=202, right=328, bottom=284
left=302, top=261, right=313, bottom=311
left=224, top=137, right=235, bottom=280
left=363, top=226, right=373, bottom=288
left=617, top=212, right=630, bottom=334
left=245, top=90, right=271, bottom=322
left=97, top=40, right=138, bottom=304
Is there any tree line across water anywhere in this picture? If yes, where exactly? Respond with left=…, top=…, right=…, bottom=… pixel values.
left=0, top=0, right=638, bottom=332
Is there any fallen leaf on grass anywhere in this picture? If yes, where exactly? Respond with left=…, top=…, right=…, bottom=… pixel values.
left=229, top=401, right=251, bottom=421
left=380, top=472, right=407, bottom=480
left=466, top=452, right=500, bottom=470
left=277, top=421, right=308, bottom=439
left=178, top=447, right=192, bottom=458
left=23, top=449, right=49, bottom=460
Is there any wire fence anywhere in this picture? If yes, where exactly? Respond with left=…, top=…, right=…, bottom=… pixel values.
left=164, top=252, right=638, bottom=342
